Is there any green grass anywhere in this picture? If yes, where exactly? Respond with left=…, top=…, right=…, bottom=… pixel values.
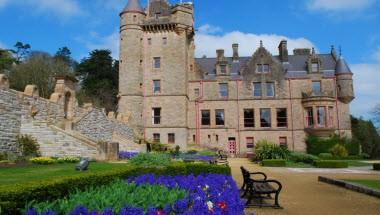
left=345, top=160, right=372, bottom=167
left=0, top=162, right=127, bottom=187
left=344, top=180, right=380, bottom=190
left=284, top=160, right=371, bottom=168
left=285, top=161, right=314, bottom=168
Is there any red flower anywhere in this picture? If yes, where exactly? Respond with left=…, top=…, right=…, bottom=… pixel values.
left=217, top=201, right=227, bottom=212
left=157, top=210, right=164, bottom=215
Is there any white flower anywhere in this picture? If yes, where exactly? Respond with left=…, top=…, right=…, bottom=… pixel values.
left=207, top=201, right=213, bottom=210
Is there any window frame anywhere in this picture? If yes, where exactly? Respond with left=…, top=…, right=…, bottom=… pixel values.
left=311, top=62, right=319, bottom=73
left=219, top=83, right=228, bottom=98
left=215, top=109, right=225, bottom=126
left=317, top=106, right=326, bottom=128
left=279, top=137, right=288, bottom=149
left=244, top=109, right=255, bottom=128
left=306, top=107, right=314, bottom=127
left=260, top=108, right=271, bottom=128
left=312, top=81, right=321, bottom=94
left=153, top=133, right=160, bottom=143
left=152, top=108, right=161, bottom=125
left=276, top=108, right=288, bottom=128
left=220, top=64, right=227, bottom=75
left=253, top=82, right=262, bottom=97
left=256, top=64, right=270, bottom=73
left=246, top=137, right=254, bottom=149
left=201, top=110, right=210, bottom=126
left=266, top=82, right=275, bottom=97
left=153, top=57, right=161, bottom=69
left=168, top=133, right=175, bottom=144
left=153, top=80, right=161, bottom=94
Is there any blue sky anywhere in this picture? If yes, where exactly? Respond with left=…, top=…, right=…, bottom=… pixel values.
left=0, top=0, right=379, bottom=119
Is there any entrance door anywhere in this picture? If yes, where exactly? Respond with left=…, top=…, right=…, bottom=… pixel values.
left=228, top=137, right=236, bottom=157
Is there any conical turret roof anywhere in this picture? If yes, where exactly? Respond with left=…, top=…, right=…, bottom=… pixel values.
left=335, top=57, right=352, bottom=74
left=122, top=0, right=144, bottom=13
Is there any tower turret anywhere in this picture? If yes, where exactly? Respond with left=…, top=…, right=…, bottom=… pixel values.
left=118, top=0, right=146, bottom=128
left=335, top=56, right=354, bottom=104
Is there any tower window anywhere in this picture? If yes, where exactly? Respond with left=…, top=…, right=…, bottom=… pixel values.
left=317, top=107, right=326, bottom=127
left=154, top=57, right=161, bottom=69
left=153, top=80, right=161, bottom=93
left=312, top=63, right=319, bottom=72
left=215, top=109, right=225, bottom=126
left=133, top=15, right=137, bottom=22
left=201, top=110, right=210, bottom=126
left=148, top=38, right=152, bottom=45
left=244, top=109, right=255, bottom=128
left=260, top=108, right=271, bottom=128
left=163, top=37, right=167, bottom=45
left=152, top=108, right=161, bottom=125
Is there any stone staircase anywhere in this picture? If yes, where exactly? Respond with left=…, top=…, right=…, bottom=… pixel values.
left=21, top=120, right=98, bottom=158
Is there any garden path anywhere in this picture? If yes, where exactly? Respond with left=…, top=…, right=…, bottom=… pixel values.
left=229, top=158, right=380, bottom=215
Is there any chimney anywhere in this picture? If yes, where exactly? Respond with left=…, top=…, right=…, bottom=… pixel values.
left=216, top=49, right=225, bottom=62
left=278, top=40, right=288, bottom=62
left=232, top=44, right=239, bottom=62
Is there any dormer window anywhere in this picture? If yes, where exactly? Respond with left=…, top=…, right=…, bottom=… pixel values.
left=312, top=63, right=319, bottom=73
left=256, top=64, right=270, bottom=73
left=220, top=65, right=227, bottom=75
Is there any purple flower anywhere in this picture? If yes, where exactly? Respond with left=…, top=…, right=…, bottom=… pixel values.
left=119, top=151, right=139, bottom=159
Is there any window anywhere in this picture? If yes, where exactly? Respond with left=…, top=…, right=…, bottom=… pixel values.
left=306, top=107, right=314, bottom=127
left=194, top=88, right=200, bottom=98
left=163, top=37, right=167, bottom=45
left=219, top=83, right=228, bottom=98
left=215, top=109, right=225, bottom=126
left=153, top=80, right=161, bottom=93
left=152, top=108, right=161, bottom=125
left=312, top=63, right=319, bottom=72
left=216, top=135, right=219, bottom=142
left=260, top=108, right=271, bottom=128
left=257, top=64, right=270, bottom=73
left=253, top=82, right=262, bottom=97
left=277, top=108, right=287, bottom=127
left=201, top=110, right=210, bottom=126
left=153, top=133, right=160, bottom=143
left=154, top=57, right=161, bottom=68
left=246, top=137, right=254, bottom=149
left=193, top=135, right=196, bottom=143
left=155, top=12, right=161, bottom=19
left=148, top=38, right=152, bottom=45
left=317, top=106, right=326, bottom=127
left=312, top=81, right=321, bottom=94
left=244, top=109, right=255, bottom=128
left=266, top=82, right=274, bottom=97
left=328, top=106, right=334, bottom=127
left=279, top=137, right=288, bottom=149
left=220, top=65, right=227, bottom=74
left=168, top=133, right=175, bottom=144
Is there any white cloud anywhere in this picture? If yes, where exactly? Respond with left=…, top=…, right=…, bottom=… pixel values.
left=198, top=24, right=222, bottom=35
left=0, top=0, right=82, bottom=18
left=0, top=41, right=6, bottom=49
left=195, top=26, right=316, bottom=58
left=307, top=0, right=375, bottom=11
left=78, top=31, right=119, bottom=59
left=351, top=64, right=380, bottom=118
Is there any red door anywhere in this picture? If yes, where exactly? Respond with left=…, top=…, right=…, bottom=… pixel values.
left=228, top=138, right=236, bottom=157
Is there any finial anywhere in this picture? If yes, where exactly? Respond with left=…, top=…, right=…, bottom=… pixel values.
left=260, top=40, right=263, bottom=48
left=339, top=46, right=342, bottom=57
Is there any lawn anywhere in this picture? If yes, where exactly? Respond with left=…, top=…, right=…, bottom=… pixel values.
left=0, top=162, right=128, bottom=187
left=344, top=179, right=380, bottom=190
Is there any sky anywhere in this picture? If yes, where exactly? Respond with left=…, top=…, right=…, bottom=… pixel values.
left=0, top=0, right=379, bottom=119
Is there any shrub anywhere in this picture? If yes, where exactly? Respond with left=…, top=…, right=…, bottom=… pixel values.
left=0, top=153, right=6, bottom=161
left=262, top=159, right=286, bottom=167
left=151, top=143, right=169, bottom=152
left=197, top=150, right=217, bottom=157
left=17, top=135, right=39, bottom=157
left=314, top=160, right=348, bottom=168
left=56, top=157, right=80, bottom=163
left=374, top=163, right=380, bottom=171
left=169, top=146, right=181, bottom=157
left=187, top=150, right=198, bottom=154
left=361, top=153, right=371, bottom=159
left=30, top=157, right=57, bottom=165
left=289, top=152, right=319, bottom=164
left=318, top=153, right=334, bottom=159
left=329, top=144, right=349, bottom=158
left=306, top=136, right=336, bottom=155
left=129, top=153, right=171, bottom=167
left=0, top=163, right=230, bottom=214
left=254, top=140, right=289, bottom=161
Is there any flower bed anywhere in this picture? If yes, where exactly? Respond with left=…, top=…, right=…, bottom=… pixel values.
left=177, top=154, right=215, bottom=162
left=27, top=174, right=244, bottom=215
left=119, top=151, right=139, bottom=160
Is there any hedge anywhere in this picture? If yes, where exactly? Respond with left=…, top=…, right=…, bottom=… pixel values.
left=314, top=160, right=348, bottom=168
left=0, top=163, right=230, bottom=214
left=374, top=163, right=380, bottom=171
left=262, top=159, right=286, bottom=167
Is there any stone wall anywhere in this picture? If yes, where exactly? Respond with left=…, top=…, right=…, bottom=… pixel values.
left=0, top=89, right=22, bottom=153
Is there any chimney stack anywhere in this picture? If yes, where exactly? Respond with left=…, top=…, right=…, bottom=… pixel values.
left=278, top=40, right=288, bottom=62
left=216, top=49, right=225, bottom=62
left=232, top=43, right=239, bottom=62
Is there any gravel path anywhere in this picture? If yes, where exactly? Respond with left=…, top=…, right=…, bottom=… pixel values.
left=229, top=158, right=380, bottom=215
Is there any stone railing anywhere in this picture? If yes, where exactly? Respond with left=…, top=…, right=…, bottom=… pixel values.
left=302, top=90, right=335, bottom=99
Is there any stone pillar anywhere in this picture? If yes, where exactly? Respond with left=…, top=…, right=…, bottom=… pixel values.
left=97, top=141, right=120, bottom=161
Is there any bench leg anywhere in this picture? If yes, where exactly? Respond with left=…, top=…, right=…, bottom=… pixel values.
left=274, top=191, right=282, bottom=209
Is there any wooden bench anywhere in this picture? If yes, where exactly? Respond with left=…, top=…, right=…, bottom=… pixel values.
left=240, top=166, right=283, bottom=209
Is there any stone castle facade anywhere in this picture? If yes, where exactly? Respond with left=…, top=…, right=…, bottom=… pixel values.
left=119, top=0, right=355, bottom=157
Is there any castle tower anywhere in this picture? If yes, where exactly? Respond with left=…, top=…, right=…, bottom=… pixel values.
left=335, top=56, right=354, bottom=103
left=118, top=0, right=146, bottom=129
left=118, top=0, right=194, bottom=148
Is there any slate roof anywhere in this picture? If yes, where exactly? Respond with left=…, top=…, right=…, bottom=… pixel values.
left=195, top=54, right=339, bottom=79
left=335, top=57, right=352, bottom=74
left=122, top=0, right=144, bottom=13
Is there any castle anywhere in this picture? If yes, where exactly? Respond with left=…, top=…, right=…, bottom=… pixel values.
left=118, top=0, right=354, bottom=157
